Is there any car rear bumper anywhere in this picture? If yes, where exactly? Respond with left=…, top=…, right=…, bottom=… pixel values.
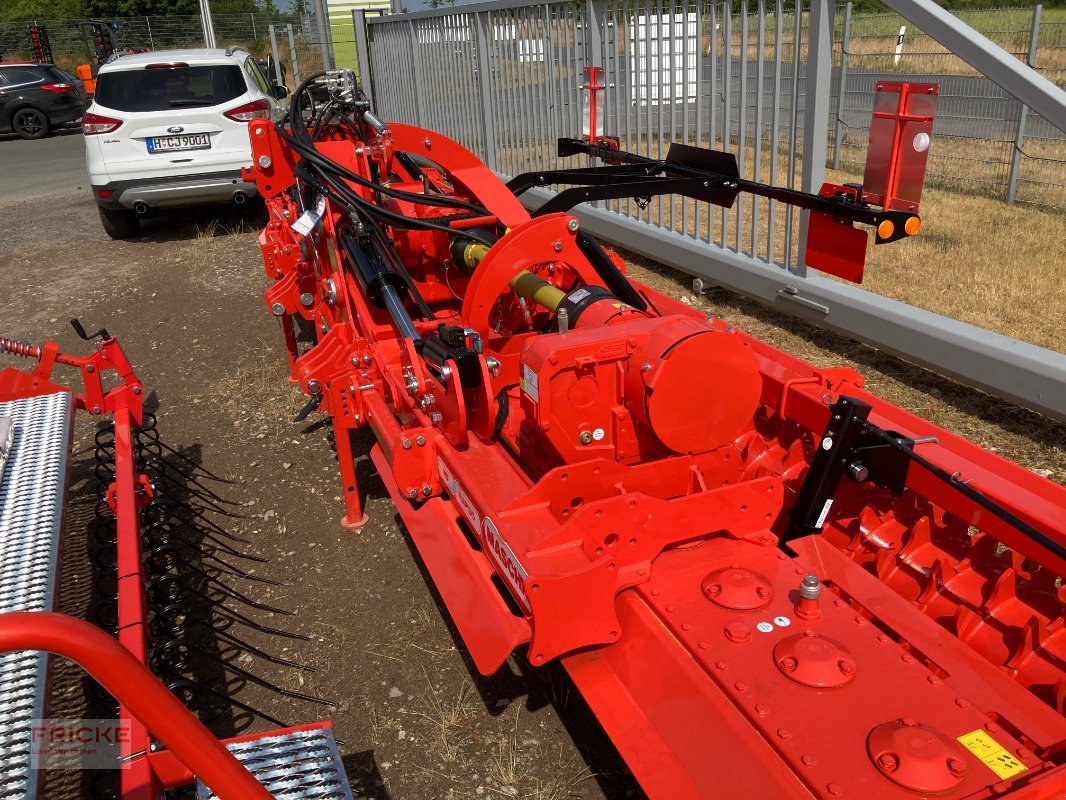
left=91, top=170, right=257, bottom=210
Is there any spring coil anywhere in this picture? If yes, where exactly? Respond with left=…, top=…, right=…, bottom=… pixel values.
left=0, top=336, right=40, bottom=358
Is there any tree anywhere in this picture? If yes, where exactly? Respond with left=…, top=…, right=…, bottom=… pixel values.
left=292, top=0, right=306, bottom=16
left=258, top=0, right=277, bottom=16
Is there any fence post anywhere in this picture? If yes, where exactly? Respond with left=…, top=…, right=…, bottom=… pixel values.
left=1006, top=3, right=1041, bottom=205
left=313, top=0, right=334, bottom=70
left=353, top=10, right=374, bottom=104
left=796, top=0, right=834, bottom=277
left=473, top=11, right=499, bottom=171
left=268, top=25, right=283, bottom=85
left=251, top=12, right=257, bottom=40
left=145, top=16, right=155, bottom=49
left=832, top=1, right=851, bottom=170
left=407, top=20, right=427, bottom=127
left=287, top=23, right=302, bottom=86
left=199, top=0, right=217, bottom=49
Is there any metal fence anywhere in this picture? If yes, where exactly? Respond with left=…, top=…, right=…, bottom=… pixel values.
left=0, top=14, right=300, bottom=69
left=353, top=0, right=1066, bottom=418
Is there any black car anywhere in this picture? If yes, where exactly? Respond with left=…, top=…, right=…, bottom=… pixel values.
left=0, top=63, right=90, bottom=140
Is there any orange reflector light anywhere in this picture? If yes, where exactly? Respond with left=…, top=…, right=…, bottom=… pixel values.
left=905, top=216, right=921, bottom=236
left=877, top=220, right=895, bottom=240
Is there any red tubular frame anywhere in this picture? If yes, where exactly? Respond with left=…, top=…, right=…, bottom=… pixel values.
left=0, top=612, right=272, bottom=800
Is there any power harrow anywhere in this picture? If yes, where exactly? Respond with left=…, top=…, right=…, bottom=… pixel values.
left=239, top=70, right=1066, bottom=799
left=0, top=65, right=1062, bottom=800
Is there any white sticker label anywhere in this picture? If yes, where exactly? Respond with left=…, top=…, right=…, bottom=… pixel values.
left=521, top=363, right=539, bottom=403
left=291, top=208, right=322, bottom=237
left=756, top=622, right=774, bottom=633
left=912, top=132, right=930, bottom=153
left=815, top=498, right=834, bottom=530
left=774, top=616, right=792, bottom=627
left=437, top=457, right=481, bottom=531
left=483, top=518, right=531, bottom=612
left=592, top=427, right=605, bottom=441
left=568, top=287, right=591, bottom=304
left=821, top=436, right=834, bottom=451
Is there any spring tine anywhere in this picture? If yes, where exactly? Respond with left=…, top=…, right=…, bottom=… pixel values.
left=139, top=453, right=240, bottom=504
left=209, top=626, right=317, bottom=672
left=143, top=466, right=241, bottom=516
left=201, top=651, right=332, bottom=706
left=136, top=432, right=229, bottom=482
left=146, top=518, right=266, bottom=562
left=144, top=501, right=252, bottom=544
left=149, top=479, right=244, bottom=521
left=164, top=558, right=293, bottom=615
left=143, top=504, right=254, bottom=547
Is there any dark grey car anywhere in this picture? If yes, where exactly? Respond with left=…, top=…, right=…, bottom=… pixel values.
left=0, top=63, right=90, bottom=140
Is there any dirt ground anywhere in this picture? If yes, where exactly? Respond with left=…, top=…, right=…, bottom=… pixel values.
left=0, top=186, right=1062, bottom=800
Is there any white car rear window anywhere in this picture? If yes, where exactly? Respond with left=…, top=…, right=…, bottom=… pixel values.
left=95, top=65, right=247, bottom=112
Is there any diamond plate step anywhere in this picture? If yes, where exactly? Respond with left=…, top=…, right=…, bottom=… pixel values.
left=0, top=391, right=73, bottom=800
left=196, top=726, right=353, bottom=800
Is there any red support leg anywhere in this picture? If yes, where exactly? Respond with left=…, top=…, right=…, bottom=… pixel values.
left=334, top=424, right=368, bottom=529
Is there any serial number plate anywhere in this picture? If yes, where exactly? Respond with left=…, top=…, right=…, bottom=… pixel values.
left=146, top=133, right=210, bottom=153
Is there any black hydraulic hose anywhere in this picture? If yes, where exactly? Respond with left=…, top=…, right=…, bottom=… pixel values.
left=276, top=120, right=490, bottom=216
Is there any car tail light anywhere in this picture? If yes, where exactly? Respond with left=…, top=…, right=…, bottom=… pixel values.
left=41, top=82, right=72, bottom=94
left=82, top=112, right=122, bottom=135
left=94, top=188, right=114, bottom=200
left=224, top=99, right=271, bottom=123
left=145, top=62, right=189, bottom=70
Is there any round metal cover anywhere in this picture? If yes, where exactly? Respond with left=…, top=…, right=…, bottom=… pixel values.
left=867, top=718, right=968, bottom=793
left=773, top=632, right=856, bottom=687
left=702, top=565, right=773, bottom=609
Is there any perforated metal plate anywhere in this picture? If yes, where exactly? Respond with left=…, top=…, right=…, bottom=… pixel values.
left=196, top=726, right=353, bottom=800
left=0, top=391, right=73, bottom=800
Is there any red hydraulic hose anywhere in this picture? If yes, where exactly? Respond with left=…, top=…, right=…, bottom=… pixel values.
left=0, top=612, right=273, bottom=800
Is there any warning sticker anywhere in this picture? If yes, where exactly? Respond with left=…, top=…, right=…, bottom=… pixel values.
left=521, top=364, right=539, bottom=403
left=957, top=730, right=1028, bottom=780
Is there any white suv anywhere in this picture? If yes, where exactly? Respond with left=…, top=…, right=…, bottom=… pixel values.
left=83, top=47, right=287, bottom=239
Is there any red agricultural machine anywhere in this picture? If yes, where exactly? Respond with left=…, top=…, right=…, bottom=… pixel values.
left=0, top=65, right=1063, bottom=800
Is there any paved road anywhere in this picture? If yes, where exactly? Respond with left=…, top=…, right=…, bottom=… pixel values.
left=0, top=126, right=89, bottom=202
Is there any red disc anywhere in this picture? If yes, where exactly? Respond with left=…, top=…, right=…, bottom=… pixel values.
left=702, top=566, right=773, bottom=610
left=773, top=632, right=856, bottom=688
left=866, top=718, right=968, bottom=793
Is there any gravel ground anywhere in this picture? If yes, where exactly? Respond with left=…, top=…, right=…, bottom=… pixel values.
left=0, top=186, right=1061, bottom=800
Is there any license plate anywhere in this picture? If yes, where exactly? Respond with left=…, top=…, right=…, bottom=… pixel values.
left=146, top=133, right=210, bottom=153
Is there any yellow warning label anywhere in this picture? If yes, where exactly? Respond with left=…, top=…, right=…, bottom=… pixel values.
left=957, top=730, right=1029, bottom=780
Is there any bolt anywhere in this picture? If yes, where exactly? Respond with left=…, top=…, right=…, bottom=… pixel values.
left=429, top=411, right=443, bottom=424
left=724, top=622, right=750, bottom=644
left=705, top=583, right=722, bottom=597
left=401, top=438, right=412, bottom=450
left=848, top=462, right=870, bottom=482
left=406, top=488, right=418, bottom=500
left=363, top=354, right=372, bottom=365
left=420, top=394, right=436, bottom=409
left=826, top=783, right=843, bottom=796
left=877, top=754, right=898, bottom=772
left=579, top=431, right=593, bottom=445
left=640, top=361, right=653, bottom=373
left=800, top=574, right=821, bottom=600
left=307, top=380, right=322, bottom=395
left=1017, top=748, right=1032, bottom=759
left=927, top=674, right=941, bottom=686
left=954, top=698, right=969, bottom=708
left=416, top=435, right=426, bottom=446
left=801, top=755, right=816, bottom=767
left=754, top=704, right=768, bottom=717
left=755, top=586, right=772, bottom=600
left=777, top=729, right=791, bottom=740
left=423, top=138, right=432, bottom=148
left=838, top=659, right=855, bottom=676
left=947, top=758, right=966, bottom=777
left=422, top=485, right=432, bottom=497
left=300, top=292, right=314, bottom=308
left=131, top=386, right=141, bottom=396
left=91, top=405, right=101, bottom=414
left=85, top=364, right=95, bottom=373
left=258, top=154, right=272, bottom=169
left=779, top=656, right=798, bottom=673
left=485, top=356, right=501, bottom=377
left=553, top=241, right=563, bottom=252
left=271, top=302, right=285, bottom=316
left=567, top=218, right=580, bottom=232
left=734, top=681, right=748, bottom=692
left=901, top=716, right=917, bottom=727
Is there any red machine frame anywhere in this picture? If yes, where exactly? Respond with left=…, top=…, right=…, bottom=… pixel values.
left=241, top=72, right=1066, bottom=800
